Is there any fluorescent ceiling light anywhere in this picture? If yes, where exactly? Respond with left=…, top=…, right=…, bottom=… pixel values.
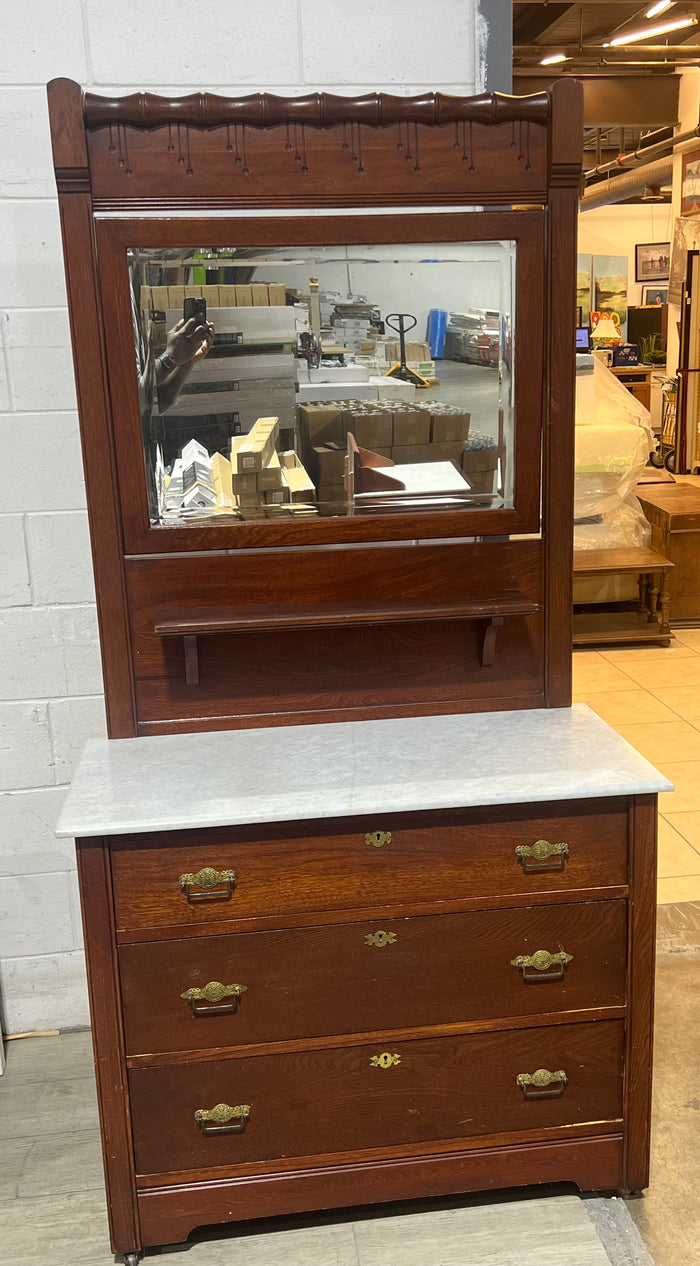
left=646, top=1, right=674, bottom=16
left=540, top=52, right=570, bottom=64
left=606, top=14, right=697, bottom=45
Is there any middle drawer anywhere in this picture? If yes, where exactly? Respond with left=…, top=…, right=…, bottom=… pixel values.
left=120, top=900, right=626, bottom=1056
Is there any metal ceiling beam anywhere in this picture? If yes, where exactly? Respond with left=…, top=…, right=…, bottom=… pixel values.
left=515, top=44, right=700, bottom=56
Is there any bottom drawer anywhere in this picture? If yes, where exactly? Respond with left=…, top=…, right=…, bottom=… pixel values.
left=129, top=1020, right=624, bottom=1177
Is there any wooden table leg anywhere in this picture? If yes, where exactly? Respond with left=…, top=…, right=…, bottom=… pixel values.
left=659, top=571, right=672, bottom=635
left=643, top=574, right=653, bottom=622
left=637, top=572, right=648, bottom=616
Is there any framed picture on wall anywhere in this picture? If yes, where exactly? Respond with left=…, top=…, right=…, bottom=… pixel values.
left=681, top=149, right=700, bottom=216
left=641, top=285, right=668, bottom=305
left=635, top=242, right=670, bottom=282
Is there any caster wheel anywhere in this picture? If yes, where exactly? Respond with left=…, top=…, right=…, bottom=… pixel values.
left=123, top=1255, right=140, bottom=1265
left=648, top=449, right=664, bottom=468
left=664, top=449, right=676, bottom=472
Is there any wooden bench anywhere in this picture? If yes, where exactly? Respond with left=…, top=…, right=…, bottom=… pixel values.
left=573, top=547, right=674, bottom=647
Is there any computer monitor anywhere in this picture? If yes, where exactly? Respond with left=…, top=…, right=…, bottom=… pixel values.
left=575, top=326, right=590, bottom=352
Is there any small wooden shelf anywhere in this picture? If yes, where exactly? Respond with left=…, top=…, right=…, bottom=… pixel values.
left=573, top=546, right=674, bottom=647
left=155, top=593, right=539, bottom=684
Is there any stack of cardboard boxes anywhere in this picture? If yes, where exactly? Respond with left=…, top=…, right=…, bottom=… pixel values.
left=231, top=417, right=317, bottom=519
left=141, top=282, right=288, bottom=310
left=298, top=400, right=472, bottom=505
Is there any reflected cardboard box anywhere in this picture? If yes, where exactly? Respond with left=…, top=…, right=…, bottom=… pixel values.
left=429, top=441, right=466, bottom=465
left=392, top=408, right=431, bottom=446
left=391, top=444, right=430, bottom=464
left=430, top=411, right=471, bottom=443
left=344, top=408, right=393, bottom=450
left=298, top=404, right=345, bottom=447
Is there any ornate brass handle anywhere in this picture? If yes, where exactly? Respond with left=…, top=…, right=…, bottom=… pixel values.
left=515, top=840, right=569, bottom=873
left=178, top=866, right=236, bottom=902
left=194, top=1103, right=250, bottom=1135
left=517, top=1068, right=567, bottom=1099
left=365, top=830, right=391, bottom=848
left=180, top=981, right=248, bottom=1016
left=511, top=949, right=573, bottom=982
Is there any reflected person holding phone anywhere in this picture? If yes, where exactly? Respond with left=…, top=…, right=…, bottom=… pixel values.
left=156, top=303, right=215, bottom=412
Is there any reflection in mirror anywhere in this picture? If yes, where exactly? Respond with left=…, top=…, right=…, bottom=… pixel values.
left=128, top=242, right=515, bottom=525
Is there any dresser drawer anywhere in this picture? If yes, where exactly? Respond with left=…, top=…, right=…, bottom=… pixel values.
left=120, top=900, right=627, bottom=1056
left=111, top=802, right=628, bottom=933
left=129, top=1019, right=624, bottom=1176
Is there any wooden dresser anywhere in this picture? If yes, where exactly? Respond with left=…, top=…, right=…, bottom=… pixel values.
left=47, top=76, right=668, bottom=1264
left=56, top=709, right=668, bottom=1262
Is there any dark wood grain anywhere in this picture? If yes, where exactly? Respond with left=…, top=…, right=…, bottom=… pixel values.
left=119, top=900, right=626, bottom=1057
left=109, top=802, right=629, bottom=934
left=82, top=89, right=551, bottom=130
left=76, top=838, right=141, bottom=1257
left=136, top=1134, right=623, bottom=1246
left=126, top=1008, right=628, bottom=1070
left=155, top=593, right=539, bottom=636
left=623, top=795, right=657, bottom=1191
left=542, top=78, right=581, bottom=708
left=127, top=540, right=543, bottom=730
left=128, top=1020, right=624, bottom=1177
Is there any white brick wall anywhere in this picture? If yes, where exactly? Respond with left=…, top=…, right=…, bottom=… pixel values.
left=0, top=0, right=490, bottom=1036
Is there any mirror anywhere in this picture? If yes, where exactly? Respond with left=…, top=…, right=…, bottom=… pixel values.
left=129, top=241, right=516, bottom=524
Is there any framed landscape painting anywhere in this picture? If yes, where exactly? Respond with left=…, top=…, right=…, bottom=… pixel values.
left=635, top=243, right=670, bottom=283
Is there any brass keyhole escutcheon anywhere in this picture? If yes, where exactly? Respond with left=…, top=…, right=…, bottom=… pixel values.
left=365, top=830, right=391, bottom=848
left=371, top=1052, right=401, bottom=1068
left=365, top=930, right=397, bottom=948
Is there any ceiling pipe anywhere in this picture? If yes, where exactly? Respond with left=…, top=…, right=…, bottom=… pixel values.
left=585, top=121, right=700, bottom=178
left=580, top=156, right=673, bottom=208
left=515, top=43, right=700, bottom=56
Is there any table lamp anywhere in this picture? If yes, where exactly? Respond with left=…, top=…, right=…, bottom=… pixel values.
left=591, top=315, right=622, bottom=347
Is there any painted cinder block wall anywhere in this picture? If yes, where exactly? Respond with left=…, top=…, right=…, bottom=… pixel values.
left=0, top=0, right=506, bottom=1034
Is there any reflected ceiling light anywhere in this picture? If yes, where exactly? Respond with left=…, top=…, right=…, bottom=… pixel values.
left=646, top=1, right=674, bottom=16
left=605, top=14, right=697, bottom=45
left=540, top=52, right=571, bottom=64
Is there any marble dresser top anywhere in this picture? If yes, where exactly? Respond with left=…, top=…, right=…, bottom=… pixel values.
left=56, top=704, right=672, bottom=839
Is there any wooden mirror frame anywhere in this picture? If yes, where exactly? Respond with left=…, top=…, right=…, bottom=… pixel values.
left=48, top=79, right=582, bottom=736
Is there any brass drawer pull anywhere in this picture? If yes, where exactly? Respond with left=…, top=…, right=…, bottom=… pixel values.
left=517, top=1068, right=567, bottom=1099
left=180, top=981, right=247, bottom=1016
left=179, top=866, right=236, bottom=902
left=515, top=840, right=569, bottom=873
left=511, top=949, right=573, bottom=982
left=365, top=830, right=391, bottom=848
left=194, top=1103, right=250, bottom=1135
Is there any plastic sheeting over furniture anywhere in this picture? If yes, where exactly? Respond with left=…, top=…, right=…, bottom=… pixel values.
left=574, top=359, right=653, bottom=551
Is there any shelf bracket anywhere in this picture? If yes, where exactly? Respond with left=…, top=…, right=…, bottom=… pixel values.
left=184, top=635, right=199, bottom=686
left=481, top=615, right=504, bottom=668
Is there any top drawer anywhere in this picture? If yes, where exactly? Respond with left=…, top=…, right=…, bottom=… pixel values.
left=110, top=800, right=628, bottom=934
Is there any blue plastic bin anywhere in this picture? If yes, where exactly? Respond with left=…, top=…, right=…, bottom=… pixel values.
left=427, top=308, right=448, bottom=360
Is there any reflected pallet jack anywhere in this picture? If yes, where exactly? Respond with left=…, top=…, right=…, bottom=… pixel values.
left=384, top=313, right=430, bottom=388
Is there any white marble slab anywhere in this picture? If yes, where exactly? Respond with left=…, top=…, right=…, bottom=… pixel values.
left=55, top=705, right=672, bottom=840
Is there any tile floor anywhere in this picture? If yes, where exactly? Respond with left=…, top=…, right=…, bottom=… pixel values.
left=573, top=627, right=700, bottom=904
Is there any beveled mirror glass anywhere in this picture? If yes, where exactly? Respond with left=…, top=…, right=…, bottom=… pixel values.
left=129, top=240, right=516, bottom=524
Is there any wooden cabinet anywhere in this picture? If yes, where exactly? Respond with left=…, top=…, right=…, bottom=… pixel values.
left=47, top=72, right=664, bottom=1266
left=610, top=366, right=654, bottom=413
left=68, top=761, right=659, bottom=1259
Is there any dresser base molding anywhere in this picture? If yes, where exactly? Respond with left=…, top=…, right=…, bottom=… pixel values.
left=136, top=1134, right=624, bottom=1249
